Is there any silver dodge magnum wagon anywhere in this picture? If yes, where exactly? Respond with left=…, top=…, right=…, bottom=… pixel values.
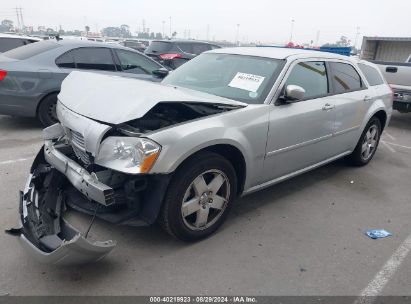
left=8, top=47, right=392, bottom=264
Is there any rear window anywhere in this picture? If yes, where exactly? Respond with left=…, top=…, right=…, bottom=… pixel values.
left=3, top=41, right=59, bottom=60
left=177, top=43, right=193, bottom=54
left=0, top=38, right=24, bottom=52
left=329, top=62, right=364, bottom=94
left=145, top=41, right=173, bottom=53
left=191, top=43, right=210, bottom=55
left=358, top=63, right=384, bottom=86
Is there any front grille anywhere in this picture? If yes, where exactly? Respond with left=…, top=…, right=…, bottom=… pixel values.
left=69, top=129, right=91, bottom=165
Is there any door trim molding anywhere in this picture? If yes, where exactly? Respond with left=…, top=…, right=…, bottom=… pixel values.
left=266, top=134, right=333, bottom=157
left=243, top=151, right=352, bottom=196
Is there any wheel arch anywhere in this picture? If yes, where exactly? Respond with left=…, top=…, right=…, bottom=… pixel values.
left=172, top=143, right=247, bottom=196
left=372, top=110, right=387, bottom=131
left=35, top=91, right=60, bottom=118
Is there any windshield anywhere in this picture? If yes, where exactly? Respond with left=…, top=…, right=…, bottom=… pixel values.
left=162, top=53, right=285, bottom=104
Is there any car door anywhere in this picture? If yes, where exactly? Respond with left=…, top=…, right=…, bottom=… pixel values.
left=263, top=60, right=336, bottom=182
left=326, top=61, right=369, bottom=153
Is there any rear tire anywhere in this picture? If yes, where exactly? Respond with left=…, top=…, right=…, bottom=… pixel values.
left=38, top=93, right=59, bottom=127
left=159, top=151, right=237, bottom=242
left=347, top=117, right=381, bottom=166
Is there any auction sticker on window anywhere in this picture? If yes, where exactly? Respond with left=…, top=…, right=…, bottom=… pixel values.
left=228, top=72, right=265, bottom=92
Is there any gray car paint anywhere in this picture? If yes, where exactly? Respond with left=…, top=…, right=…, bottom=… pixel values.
left=12, top=47, right=392, bottom=264
left=0, top=39, right=163, bottom=118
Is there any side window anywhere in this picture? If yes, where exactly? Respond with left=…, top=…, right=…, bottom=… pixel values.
left=116, top=49, right=160, bottom=74
left=192, top=43, right=210, bottom=55
left=178, top=43, right=193, bottom=54
left=358, top=63, right=384, bottom=86
left=55, top=51, right=75, bottom=68
left=71, top=48, right=116, bottom=71
left=0, top=38, right=24, bottom=52
left=329, top=62, right=364, bottom=94
left=284, top=61, right=328, bottom=99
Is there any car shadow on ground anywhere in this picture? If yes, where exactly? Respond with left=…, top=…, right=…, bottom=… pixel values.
left=56, top=158, right=353, bottom=275
left=388, top=112, right=411, bottom=130
left=0, top=115, right=42, bottom=131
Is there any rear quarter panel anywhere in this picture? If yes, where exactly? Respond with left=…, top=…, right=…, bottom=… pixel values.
left=353, top=84, right=392, bottom=150
left=0, top=49, right=68, bottom=117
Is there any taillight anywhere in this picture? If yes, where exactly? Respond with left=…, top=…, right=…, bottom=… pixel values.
left=159, top=53, right=182, bottom=60
left=0, top=69, right=7, bottom=81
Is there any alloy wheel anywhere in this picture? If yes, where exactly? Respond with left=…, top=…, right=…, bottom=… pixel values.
left=181, top=169, right=230, bottom=231
left=361, top=124, right=379, bottom=161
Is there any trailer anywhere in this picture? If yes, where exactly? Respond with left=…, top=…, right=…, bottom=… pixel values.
left=361, top=36, right=411, bottom=62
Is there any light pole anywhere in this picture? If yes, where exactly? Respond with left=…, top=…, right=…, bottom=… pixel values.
left=162, top=21, right=165, bottom=38
left=354, top=26, right=360, bottom=50
left=169, top=16, right=172, bottom=38
left=236, top=24, right=240, bottom=46
left=289, top=19, right=295, bottom=42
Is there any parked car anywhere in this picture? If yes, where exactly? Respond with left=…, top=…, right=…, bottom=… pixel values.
left=373, top=58, right=411, bottom=113
left=8, top=48, right=392, bottom=264
left=120, top=40, right=147, bottom=52
left=145, top=40, right=221, bottom=69
left=0, top=39, right=166, bottom=126
left=0, top=33, right=41, bottom=53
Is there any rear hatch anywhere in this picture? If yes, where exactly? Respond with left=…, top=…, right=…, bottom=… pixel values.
left=144, top=41, right=174, bottom=60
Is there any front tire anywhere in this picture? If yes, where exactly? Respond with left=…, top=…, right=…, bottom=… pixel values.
left=347, top=117, right=382, bottom=166
left=38, top=93, right=59, bottom=127
left=159, top=151, right=237, bottom=241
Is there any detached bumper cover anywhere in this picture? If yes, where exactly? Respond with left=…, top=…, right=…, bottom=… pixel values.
left=18, top=222, right=116, bottom=265
left=6, top=150, right=116, bottom=265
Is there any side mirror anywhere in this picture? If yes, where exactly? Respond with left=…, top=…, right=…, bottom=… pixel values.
left=152, top=68, right=169, bottom=79
left=282, top=85, right=305, bottom=102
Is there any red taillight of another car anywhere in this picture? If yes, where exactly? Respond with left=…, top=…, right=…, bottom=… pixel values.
left=0, top=69, right=7, bottom=81
left=159, top=53, right=182, bottom=60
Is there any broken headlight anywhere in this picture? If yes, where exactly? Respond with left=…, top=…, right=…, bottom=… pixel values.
left=95, top=137, right=161, bottom=174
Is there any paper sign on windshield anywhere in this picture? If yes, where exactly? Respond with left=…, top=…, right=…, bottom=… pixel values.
left=228, top=72, right=265, bottom=93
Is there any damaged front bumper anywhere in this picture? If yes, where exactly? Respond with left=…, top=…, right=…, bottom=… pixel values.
left=7, top=124, right=171, bottom=265
left=7, top=163, right=116, bottom=265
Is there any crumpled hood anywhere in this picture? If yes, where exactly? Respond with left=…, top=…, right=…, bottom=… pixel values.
left=58, top=71, right=247, bottom=125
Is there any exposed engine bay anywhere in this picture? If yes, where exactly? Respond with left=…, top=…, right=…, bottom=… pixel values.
left=117, top=102, right=241, bottom=136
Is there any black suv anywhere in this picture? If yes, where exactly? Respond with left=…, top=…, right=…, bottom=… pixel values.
left=145, top=40, right=221, bottom=69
